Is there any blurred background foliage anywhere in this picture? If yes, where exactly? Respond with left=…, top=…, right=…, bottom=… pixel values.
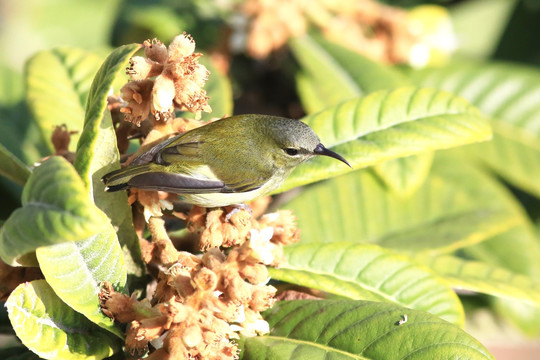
left=2, top=0, right=540, bottom=358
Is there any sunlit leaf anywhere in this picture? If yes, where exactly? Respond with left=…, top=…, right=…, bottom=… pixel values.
left=280, top=87, right=491, bottom=192
left=411, top=60, right=540, bottom=197
left=417, top=254, right=540, bottom=307
left=6, top=280, right=120, bottom=360
left=241, top=300, right=494, bottom=360
left=291, top=35, right=431, bottom=196
left=73, top=43, right=146, bottom=286
left=36, top=223, right=126, bottom=337
left=282, top=156, right=519, bottom=254
left=270, top=242, right=464, bottom=325
left=0, top=156, right=107, bottom=266
left=26, top=48, right=104, bottom=153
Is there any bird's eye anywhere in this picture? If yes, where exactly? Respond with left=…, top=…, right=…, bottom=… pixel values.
left=284, top=148, right=299, bottom=156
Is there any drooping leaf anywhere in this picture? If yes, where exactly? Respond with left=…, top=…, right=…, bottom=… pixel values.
left=290, top=34, right=407, bottom=114
left=417, top=254, right=540, bottom=307
left=0, top=64, right=47, bottom=164
left=411, top=60, right=540, bottom=197
left=280, top=87, right=491, bottom=192
left=269, top=242, right=464, bottom=325
left=0, top=156, right=108, bottom=266
left=0, top=143, right=31, bottom=186
left=73, top=43, right=146, bottom=286
left=25, top=48, right=105, bottom=153
left=36, top=223, right=126, bottom=337
left=450, top=0, right=518, bottom=59
left=241, top=300, right=494, bottom=360
left=6, top=280, right=121, bottom=360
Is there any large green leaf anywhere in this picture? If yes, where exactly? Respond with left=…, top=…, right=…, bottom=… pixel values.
left=0, top=156, right=108, bottom=266
left=280, top=87, right=491, bottom=192
left=26, top=48, right=105, bottom=153
left=0, top=143, right=31, bottom=186
left=417, top=255, right=540, bottom=307
left=270, top=242, right=463, bottom=325
left=74, top=43, right=146, bottom=286
left=291, top=35, right=429, bottom=196
left=6, top=280, right=120, bottom=360
left=36, top=225, right=126, bottom=337
left=282, top=156, right=519, bottom=250
left=241, top=300, right=494, bottom=360
left=411, top=60, right=540, bottom=197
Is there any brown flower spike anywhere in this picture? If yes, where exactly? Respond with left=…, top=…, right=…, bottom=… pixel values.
left=120, top=34, right=212, bottom=126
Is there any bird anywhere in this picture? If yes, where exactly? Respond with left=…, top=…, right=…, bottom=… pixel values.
left=102, top=114, right=350, bottom=207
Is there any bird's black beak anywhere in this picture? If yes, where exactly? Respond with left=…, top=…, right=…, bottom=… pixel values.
left=313, top=143, right=351, bottom=168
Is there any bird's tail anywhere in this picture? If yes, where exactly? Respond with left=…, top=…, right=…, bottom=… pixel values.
left=101, top=164, right=154, bottom=192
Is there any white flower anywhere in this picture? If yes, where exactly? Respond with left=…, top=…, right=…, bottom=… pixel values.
left=248, top=227, right=276, bottom=265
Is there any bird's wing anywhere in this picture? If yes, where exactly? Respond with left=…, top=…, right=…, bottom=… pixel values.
left=128, top=169, right=227, bottom=194
left=129, top=130, right=272, bottom=194
left=161, top=139, right=272, bottom=193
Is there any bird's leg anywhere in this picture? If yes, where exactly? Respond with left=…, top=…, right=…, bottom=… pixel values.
left=224, top=203, right=252, bottom=222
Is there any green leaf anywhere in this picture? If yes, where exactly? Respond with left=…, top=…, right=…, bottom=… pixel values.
left=0, top=143, right=31, bottom=186
left=280, top=87, right=491, bottom=192
left=464, top=224, right=540, bottom=277
left=291, top=35, right=434, bottom=197
left=0, top=156, right=108, bottom=266
left=270, top=242, right=464, bottom=325
left=290, top=34, right=407, bottom=114
left=417, top=255, right=540, bottom=307
left=36, top=223, right=126, bottom=337
left=25, top=48, right=105, bottom=153
left=281, top=156, right=523, bottom=256
left=0, top=64, right=50, bottom=164
left=493, top=298, right=540, bottom=337
left=411, top=60, right=540, bottom=197
left=372, top=152, right=433, bottom=196
left=241, top=300, right=494, bottom=360
left=73, top=43, right=146, bottom=286
left=6, top=280, right=120, bottom=360
left=450, top=0, right=518, bottom=59
left=196, top=56, right=234, bottom=121
left=291, top=35, right=431, bottom=196
left=75, top=43, right=141, bottom=188
left=378, top=208, right=519, bottom=254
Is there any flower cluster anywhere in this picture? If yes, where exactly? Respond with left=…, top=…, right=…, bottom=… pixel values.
left=100, top=209, right=300, bottom=359
left=103, top=32, right=304, bottom=360
left=120, top=33, right=212, bottom=126
left=236, top=0, right=456, bottom=66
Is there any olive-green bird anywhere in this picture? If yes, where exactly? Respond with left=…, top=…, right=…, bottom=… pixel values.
left=102, top=114, right=350, bottom=207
